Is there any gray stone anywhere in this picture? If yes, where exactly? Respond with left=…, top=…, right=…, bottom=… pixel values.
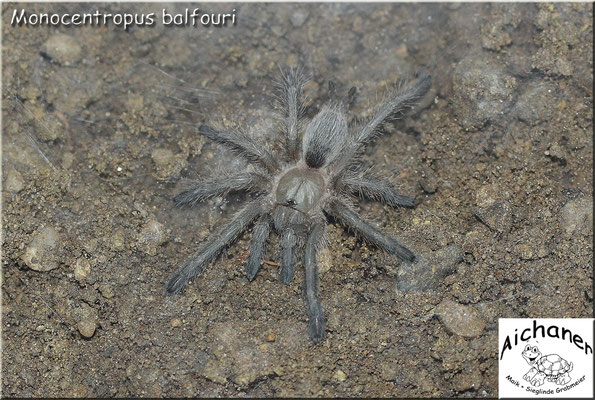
left=5, top=169, right=24, bottom=193
left=43, top=33, right=82, bottom=65
left=74, top=258, right=91, bottom=282
left=21, top=226, right=60, bottom=272
left=452, top=57, right=517, bottom=129
left=474, top=200, right=512, bottom=234
left=435, top=300, right=486, bottom=338
left=560, top=197, right=593, bottom=235
left=397, top=245, right=462, bottom=291
left=512, top=82, right=556, bottom=125
left=290, top=10, right=308, bottom=27
left=77, top=317, right=97, bottom=338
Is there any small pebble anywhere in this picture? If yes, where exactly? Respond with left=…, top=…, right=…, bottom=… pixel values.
left=560, top=197, right=593, bottom=235
left=109, top=230, right=126, bottom=252
left=170, top=318, right=182, bottom=328
left=545, top=143, right=566, bottom=164
left=150, top=147, right=185, bottom=180
left=21, top=226, right=60, bottom=272
left=43, top=33, right=82, bottom=65
left=474, top=200, right=512, bottom=234
left=419, top=173, right=438, bottom=194
left=512, top=82, right=556, bottom=125
left=62, top=152, right=74, bottom=169
left=452, top=56, right=517, bottom=129
left=5, top=169, right=24, bottom=193
left=77, top=317, right=96, bottom=338
left=290, top=10, right=308, bottom=27
left=435, top=300, right=486, bottom=338
left=201, top=359, right=227, bottom=384
left=454, top=367, right=483, bottom=392
left=151, top=147, right=175, bottom=168
left=516, top=243, right=534, bottom=261
left=74, top=258, right=91, bottom=282
left=397, top=245, right=462, bottom=291
left=265, top=332, right=276, bottom=342
left=99, top=284, right=114, bottom=299
left=333, top=369, right=347, bottom=382
left=271, top=25, right=285, bottom=37
left=139, top=220, right=165, bottom=247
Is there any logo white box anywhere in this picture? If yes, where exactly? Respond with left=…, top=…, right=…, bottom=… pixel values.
left=499, top=318, right=594, bottom=398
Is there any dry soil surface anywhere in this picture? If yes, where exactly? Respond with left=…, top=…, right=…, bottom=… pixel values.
left=2, top=2, right=593, bottom=397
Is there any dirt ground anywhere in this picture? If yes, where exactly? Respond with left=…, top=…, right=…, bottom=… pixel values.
left=2, top=2, right=593, bottom=398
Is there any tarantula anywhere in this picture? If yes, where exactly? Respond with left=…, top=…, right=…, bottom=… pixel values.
left=165, top=68, right=431, bottom=343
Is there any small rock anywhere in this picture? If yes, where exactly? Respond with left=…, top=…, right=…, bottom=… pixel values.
left=138, top=220, right=166, bottom=248
left=512, top=82, right=556, bottom=125
left=474, top=201, right=512, bottom=234
left=5, top=169, right=24, bottom=193
left=201, top=359, right=227, bottom=384
left=125, top=94, right=144, bottom=113
left=150, top=147, right=185, bottom=180
left=545, top=143, right=567, bottom=165
left=397, top=245, right=462, bottom=291
left=77, top=317, right=97, bottom=338
left=333, top=369, right=347, bottom=382
left=99, top=284, right=114, bottom=299
left=170, top=318, right=182, bottom=328
left=435, top=300, right=486, bottom=338
left=454, top=367, right=483, bottom=392
left=395, top=43, right=408, bottom=58
left=109, top=230, right=126, bottom=252
left=270, top=25, right=285, bottom=37
left=515, top=243, right=534, bottom=261
left=419, top=168, right=438, bottom=194
left=233, top=371, right=261, bottom=387
left=43, top=33, right=82, bottom=65
left=481, top=23, right=512, bottom=51
left=21, top=226, right=60, bottom=272
left=265, top=332, right=276, bottom=342
left=34, top=114, right=63, bottom=142
left=62, top=152, right=74, bottom=169
left=452, top=57, right=517, bottom=129
left=473, top=184, right=512, bottom=234
left=290, top=10, right=308, bottom=27
left=151, top=147, right=174, bottom=167
left=74, top=258, right=91, bottom=282
left=560, top=197, right=593, bottom=235
left=475, top=185, right=499, bottom=208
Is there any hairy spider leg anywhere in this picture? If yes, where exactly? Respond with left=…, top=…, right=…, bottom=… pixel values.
left=325, top=197, right=415, bottom=262
left=165, top=200, right=264, bottom=295
left=304, top=222, right=326, bottom=343
left=198, top=124, right=279, bottom=172
left=173, top=171, right=269, bottom=206
left=245, top=214, right=272, bottom=281
left=280, top=228, right=298, bottom=284
left=276, top=67, right=307, bottom=162
left=331, top=74, right=432, bottom=173
left=335, top=170, right=415, bottom=208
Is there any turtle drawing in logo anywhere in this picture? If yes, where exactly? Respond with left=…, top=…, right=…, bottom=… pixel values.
left=521, top=345, right=574, bottom=387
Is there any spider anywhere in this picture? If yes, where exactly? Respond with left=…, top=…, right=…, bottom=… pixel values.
left=165, top=67, right=431, bottom=343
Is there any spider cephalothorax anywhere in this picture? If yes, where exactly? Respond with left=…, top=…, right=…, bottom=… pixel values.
left=165, top=68, right=431, bottom=343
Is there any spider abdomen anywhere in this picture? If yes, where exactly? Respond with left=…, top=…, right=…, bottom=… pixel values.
left=302, top=106, right=348, bottom=168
